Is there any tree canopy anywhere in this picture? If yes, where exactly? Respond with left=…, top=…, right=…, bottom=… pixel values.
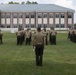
left=8, top=1, right=38, bottom=4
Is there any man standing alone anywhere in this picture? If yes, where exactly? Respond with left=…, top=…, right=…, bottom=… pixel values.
left=33, top=27, right=44, bottom=66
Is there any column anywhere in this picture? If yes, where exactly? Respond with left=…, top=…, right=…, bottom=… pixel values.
left=59, top=12, right=61, bottom=28
left=53, top=12, right=55, bottom=28
left=10, top=13, right=13, bottom=28
left=65, top=12, right=68, bottom=28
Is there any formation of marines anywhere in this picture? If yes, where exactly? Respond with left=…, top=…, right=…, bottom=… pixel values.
left=16, top=27, right=57, bottom=46
left=68, top=26, right=76, bottom=43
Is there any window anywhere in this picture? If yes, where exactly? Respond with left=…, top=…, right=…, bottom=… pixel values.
left=55, top=13, right=59, bottom=18
left=43, top=24, right=47, bottom=28
left=31, top=14, right=34, bottom=18
left=49, top=13, right=53, bottom=18
left=19, top=14, right=22, bottom=18
left=38, top=13, right=42, bottom=18
left=6, top=24, right=10, bottom=28
left=68, top=24, right=72, bottom=28
left=6, top=14, right=10, bottom=18
left=56, top=24, right=59, bottom=28
left=0, top=24, right=5, bottom=28
left=38, top=24, right=42, bottom=28
left=31, top=24, right=34, bottom=28
left=61, top=24, right=64, bottom=28
left=1, top=14, right=5, bottom=18
left=43, top=14, right=47, bottom=18
left=50, top=24, right=53, bottom=28
left=14, top=24, right=17, bottom=28
left=26, top=24, right=29, bottom=28
left=26, top=14, right=29, bottom=18
left=13, top=14, right=17, bottom=18
left=61, top=14, right=65, bottom=18
left=19, top=24, right=22, bottom=28
left=68, top=13, right=72, bottom=18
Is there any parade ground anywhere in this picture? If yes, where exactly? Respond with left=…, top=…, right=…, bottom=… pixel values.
left=0, top=32, right=76, bottom=75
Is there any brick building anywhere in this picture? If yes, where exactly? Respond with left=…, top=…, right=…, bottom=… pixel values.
left=0, top=4, right=75, bottom=29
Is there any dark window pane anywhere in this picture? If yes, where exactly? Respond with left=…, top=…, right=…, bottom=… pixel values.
left=68, top=13, right=72, bottom=18
left=43, top=14, right=47, bottom=18
left=26, top=14, right=29, bottom=18
left=38, top=24, right=42, bottom=27
left=14, top=24, right=17, bottom=28
left=6, top=14, right=10, bottom=18
left=56, top=24, right=59, bottom=28
left=68, top=24, right=72, bottom=28
left=50, top=24, right=53, bottom=28
left=55, top=14, right=59, bottom=18
left=61, top=14, right=65, bottom=18
left=38, top=13, right=42, bottom=18
left=43, top=24, right=47, bottom=28
left=61, top=24, right=64, bottom=28
left=13, top=14, right=17, bottom=18
left=7, top=24, right=10, bottom=28
left=1, top=14, right=5, bottom=18
left=26, top=24, right=29, bottom=28
left=31, top=24, right=34, bottom=28
left=31, top=14, right=34, bottom=18
left=19, top=14, right=22, bottom=18
left=49, top=14, right=53, bottom=18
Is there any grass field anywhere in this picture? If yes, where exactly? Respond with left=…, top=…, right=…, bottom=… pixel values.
left=0, top=32, right=76, bottom=75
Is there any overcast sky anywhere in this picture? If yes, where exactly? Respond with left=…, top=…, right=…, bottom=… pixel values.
left=0, top=0, right=76, bottom=23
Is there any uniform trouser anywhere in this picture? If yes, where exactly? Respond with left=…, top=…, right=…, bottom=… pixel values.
left=36, top=55, right=42, bottom=66
left=17, top=36, right=21, bottom=45
left=29, top=36, right=31, bottom=43
left=68, top=33, right=70, bottom=39
left=44, top=36, right=47, bottom=45
left=51, top=35, right=56, bottom=45
left=72, top=34, right=75, bottom=42
left=70, top=34, right=72, bottom=41
left=35, top=44, right=44, bottom=66
left=49, top=34, right=52, bottom=44
left=74, top=34, right=76, bottom=43
left=25, top=38, right=30, bottom=45
left=46, top=36, right=48, bottom=45
left=0, top=36, right=3, bottom=44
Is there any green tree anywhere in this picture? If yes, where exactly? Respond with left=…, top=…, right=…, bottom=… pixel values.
left=21, top=2, right=25, bottom=4
left=32, top=1, right=38, bottom=4
left=26, top=1, right=31, bottom=4
left=14, top=2, right=19, bottom=4
left=8, top=1, right=14, bottom=4
left=8, top=1, right=19, bottom=4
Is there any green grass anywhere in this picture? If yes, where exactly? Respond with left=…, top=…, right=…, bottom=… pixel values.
left=0, top=32, right=76, bottom=75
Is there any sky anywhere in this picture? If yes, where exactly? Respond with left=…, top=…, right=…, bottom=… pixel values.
left=0, top=0, right=76, bottom=23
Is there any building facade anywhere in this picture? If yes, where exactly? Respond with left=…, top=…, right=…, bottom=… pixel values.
left=0, top=4, right=75, bottom=28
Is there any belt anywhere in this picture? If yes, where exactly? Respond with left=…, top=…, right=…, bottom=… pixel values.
left=37, top=43, right=42, bottom=45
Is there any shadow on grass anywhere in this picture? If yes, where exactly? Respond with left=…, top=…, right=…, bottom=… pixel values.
left=0, top=60, right=76, bottom=75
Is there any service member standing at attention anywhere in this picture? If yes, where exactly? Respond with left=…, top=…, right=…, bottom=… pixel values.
left=49, top=28, right=52, bottom=44
left=25, top=28, right=30, bottom=45
left=16, top=28, right=22, bottom=45
left=33, top=27, right=44, bottom=66
left=0, top=29, right=3, bottom=44
left=50, top=27, right=57, bottom=45
left=42, top=28, right=48, bottom=45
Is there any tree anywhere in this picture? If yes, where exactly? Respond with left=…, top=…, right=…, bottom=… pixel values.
left=8, top=1, right=14, bottom=4
left=32, top=1, right=38, bottom=4
left=26, top=0, right=38, bottom=4
left=21, top=2, right=25, bottom=4
left=14, top=2, right=19, bottom=4
left=26, top=1, right=31, bottom=4
left=8, top=1, right=19, bottom=4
